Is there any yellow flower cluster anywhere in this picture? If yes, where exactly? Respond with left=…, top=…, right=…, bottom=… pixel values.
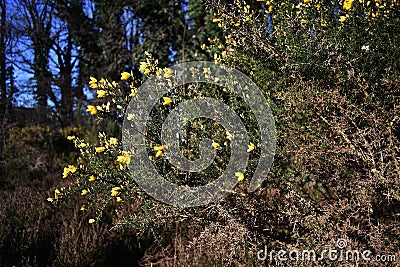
left=116, top=151, right=131, bottom=170
left=212, top=142, right=220, bottom=148
left=339, top=14, right=349, bottom=22
left=86, top=105, right=97, bottom=115
left=95, top=146, right=105, bottom=153
left=212, top=0, right=254, bottom=30
left=47, top=188, right=64, bottom=202
left=130, top=87, right=138, bottom=97
left=111, top=186, right=121, bottom=197
left=97, top=90, right=106, bottom=98
left=116, top=151, right=131, bottom=169
left=154, top=145, right=164, bottom=158
left=86, top=73, right=134, bottom=116
left=63, top=165, right=77, bottom=178
left=247, top=142, right=255, bottom=152
left=108, top=137, right=118, bottom=146
left=343, top=0, right=354, bottom=10
left=89, top=76, right=99, bottom=89
left=88, top=77, right=112, bottom=100
left=162, top=97, right=172, bottom=106
left=121, top=71, right=131, bottom=80
left=235, top=172, right=245, bottom=182
left=139, top=62, right=151, bottom=75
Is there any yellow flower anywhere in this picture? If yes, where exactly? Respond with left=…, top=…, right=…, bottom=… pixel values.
left=89, top=219, right=95, bottom=224
left=80, top=205, right=86, bottom=211
left=77, top=143, right=87, bottom=148
left=247, top=142, right=255, bottom=152
left=81, top=189, right=89, bottom=195
left=54, top=189, right=62, bottom=199
left=235, top=172, right=245, bottom=182
left=339, top=15, right=347, bottom=22
left=130, top=88, right=138, bottom=97
left=139, top=62, right=148, bottom=72
left=47, top=197, right=54, bottom=202
left=212, top=18, right=222, bottom=22
left=139, top=62, right=151, bottom=75
left=116, top=197, right=122, bottom=202
left=62, top=167, right=69, bottom=178
left=95, top=146, right=105, bottom=153
left=111, top=186, right=121, bottom=196
left=97, top=90, right=106, bottom=98
left=156, top=68, right=163, bottom=76
left=67, top=135, right=75, bottom=140
left=89, top=83, right=98, bottom=89
left=163, top=97, right=172, bottom=106
left=122, top=151, right=131, bottom=164
left=117, top=152, right=131, bottom=165
left=343, top=0, right=354, bottom=10
left=212, top=142, right=220, bottom=148
left=109, top=137, right=118, bottom=145
left=164, top=68, right=174, bottom=79
left=68, top=165, right=77, bottom=173
left=121, top=72, right=131, bottom=80
left=86, top=105, right=97, bottom=115
left=154, top=145, right=164, bottom=151
left=117, top=155, right=126, bottom=163
left=89, top=175, right=96, bottom=182
left=304, top=0, right=311, bottom=3
left=89, top=76, right=98, bottom=88
left=99, top=78, right=106, bottom=84
left=89, top=76, right=97, bottom=85
left=156, top=150, right=163, bottom=158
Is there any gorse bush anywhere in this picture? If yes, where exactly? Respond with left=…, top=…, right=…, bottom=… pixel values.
left=50, top=52, right=262, bottom=231
left=48, top=0, right=400, bottom=265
